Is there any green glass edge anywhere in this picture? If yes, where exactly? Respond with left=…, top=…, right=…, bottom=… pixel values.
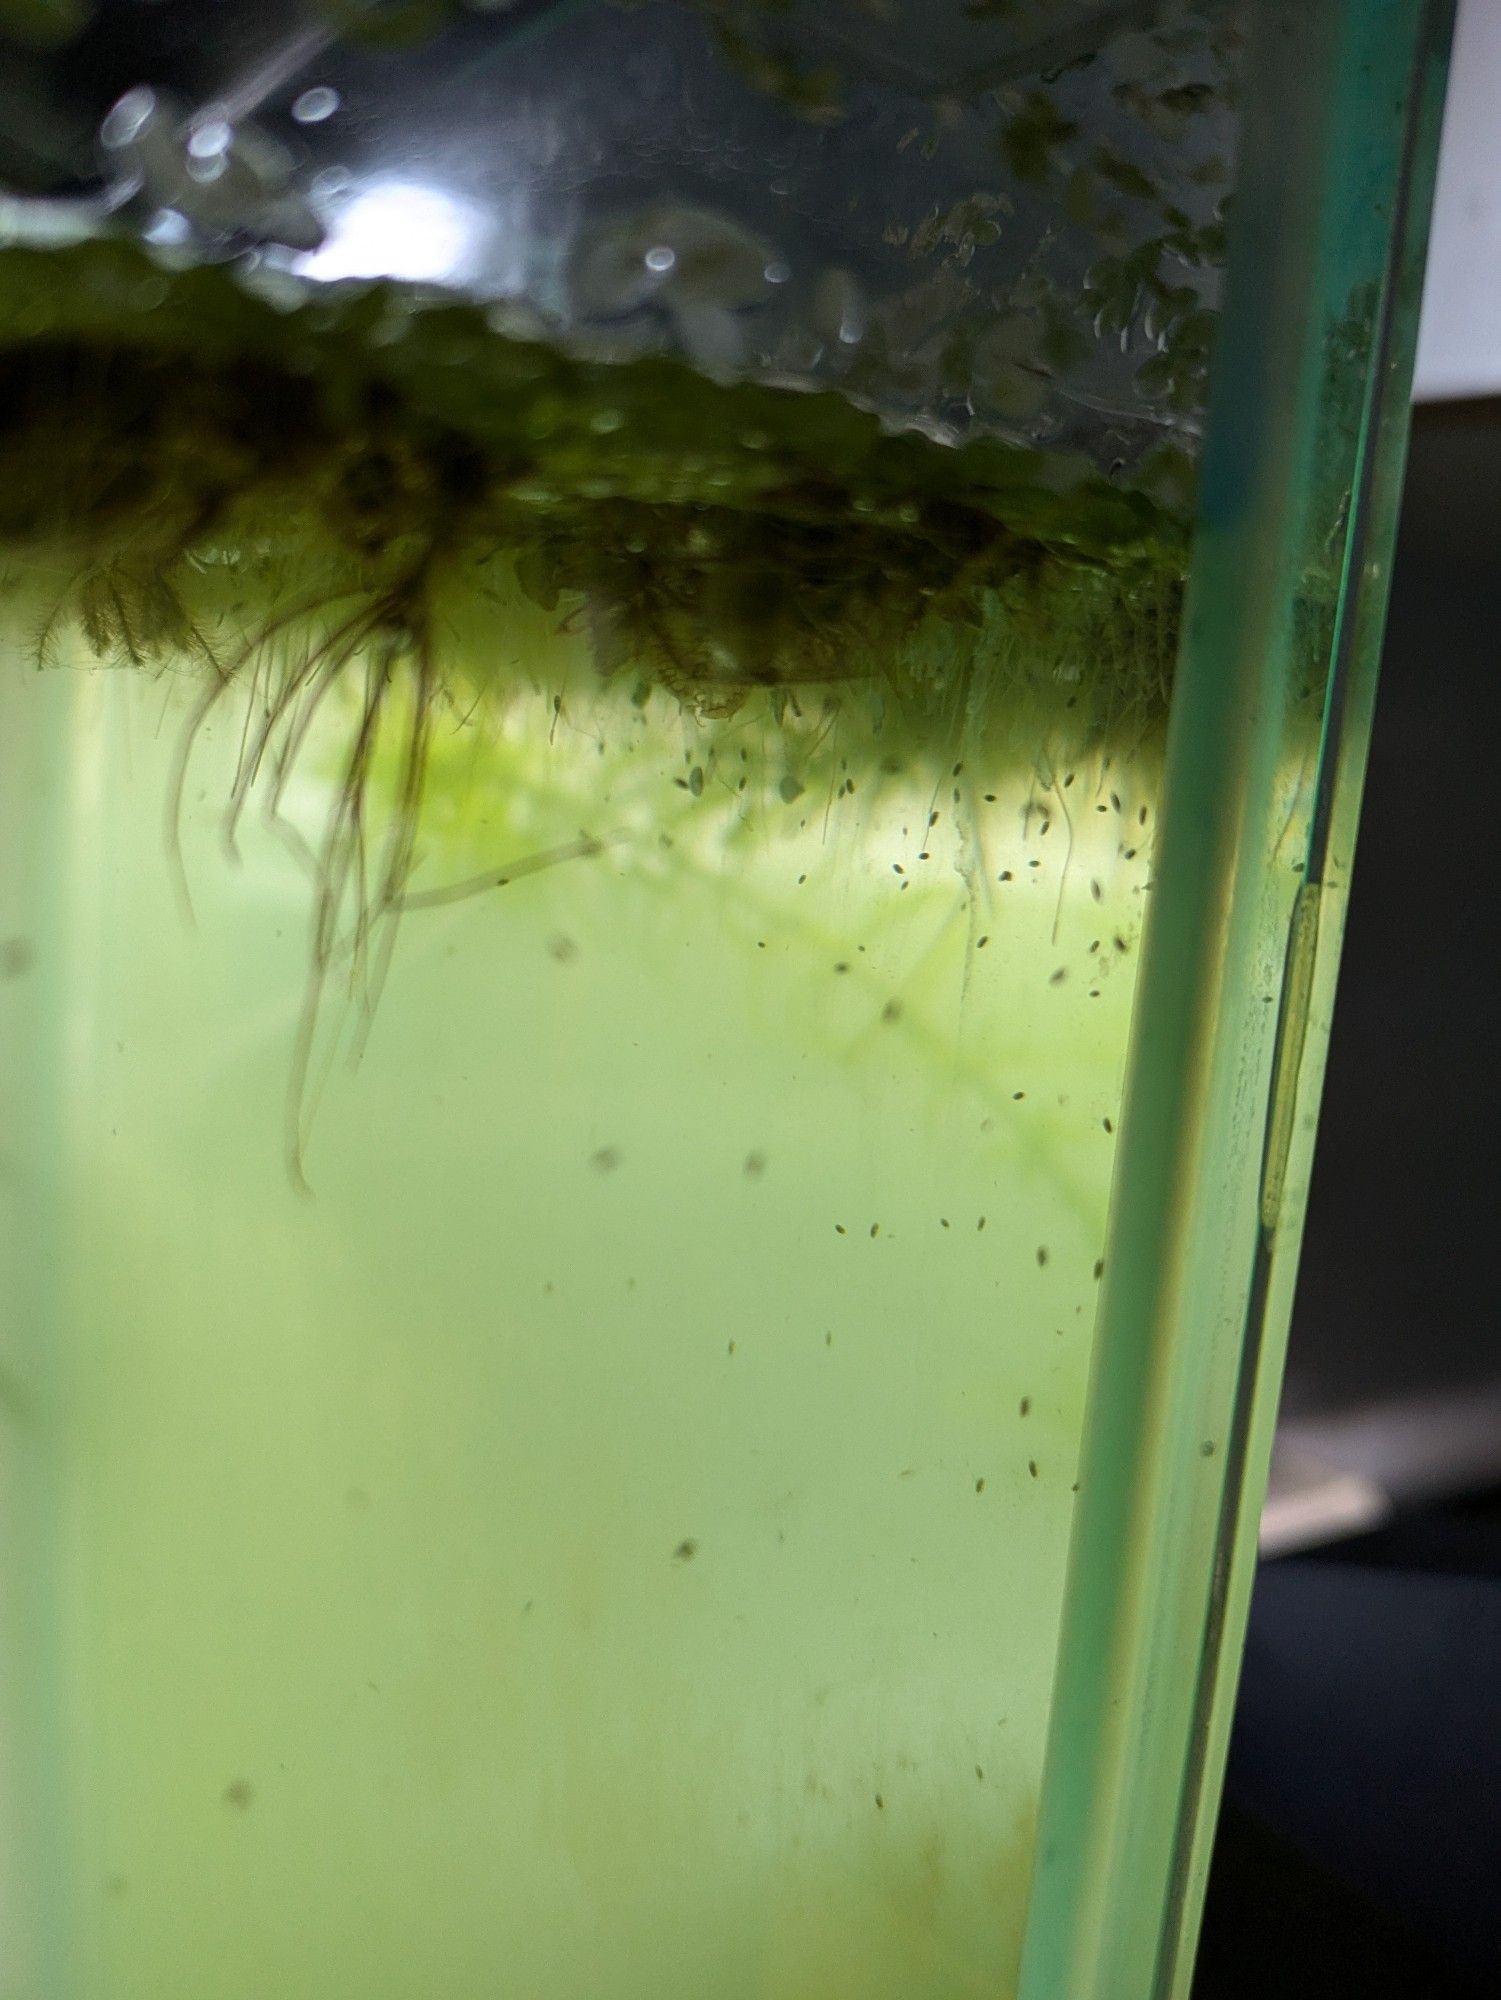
left=1015, top=6, right=1455, bottom=1999
left=1151, top=8, right=1455, bottom=1992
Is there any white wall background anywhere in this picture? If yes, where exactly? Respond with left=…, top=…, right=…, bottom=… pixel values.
left=1414, top=0, right=1501, bottom=400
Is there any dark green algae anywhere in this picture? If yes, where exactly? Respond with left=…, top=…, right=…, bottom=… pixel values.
left=0, top=233, right=1199, bottom=1182
left=0, top=237, right=1189, bottom=759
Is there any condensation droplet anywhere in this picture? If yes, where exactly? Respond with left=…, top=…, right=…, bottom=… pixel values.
left=310, top=165, right=354, bottom=202
left=186, top=118, right=232, bottom=160
left=292, top=87, right=341, bottom=126
left=142, top=209, right=192, bottom=247
left=100, top=87, right=156, bottom=151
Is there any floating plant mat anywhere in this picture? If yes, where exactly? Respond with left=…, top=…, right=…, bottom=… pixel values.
left=0, top=236, right=1190, bottom=1168
left=0, top=237, right=1188, bottom=721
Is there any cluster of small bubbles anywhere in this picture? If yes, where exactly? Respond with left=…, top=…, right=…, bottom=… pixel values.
left=96, top=83, right=322, bottom=254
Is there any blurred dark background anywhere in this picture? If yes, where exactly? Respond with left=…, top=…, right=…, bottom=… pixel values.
left=1193, top=399, right=1501, bottom=1997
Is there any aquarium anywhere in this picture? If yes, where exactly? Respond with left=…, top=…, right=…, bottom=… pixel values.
left=0, top=4, right=1451, bottom=1998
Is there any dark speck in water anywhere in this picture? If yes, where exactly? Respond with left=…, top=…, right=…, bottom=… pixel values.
left=674, top=1539, right=698, bottom=1562
left=743, top=1151, right=767, bottom=1179
left=590, top=1145, right=622, bottom=1173
left=222, top=1779, right=255, bottom=1812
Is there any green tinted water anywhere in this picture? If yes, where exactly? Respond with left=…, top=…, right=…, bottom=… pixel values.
left=3, top=587, right=1157, bottom=1999
left=1, top=255, right=1171, bottom=1995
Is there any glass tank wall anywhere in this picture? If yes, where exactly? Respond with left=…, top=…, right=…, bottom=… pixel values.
left=0, top=4, right=1450, bottom=1997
